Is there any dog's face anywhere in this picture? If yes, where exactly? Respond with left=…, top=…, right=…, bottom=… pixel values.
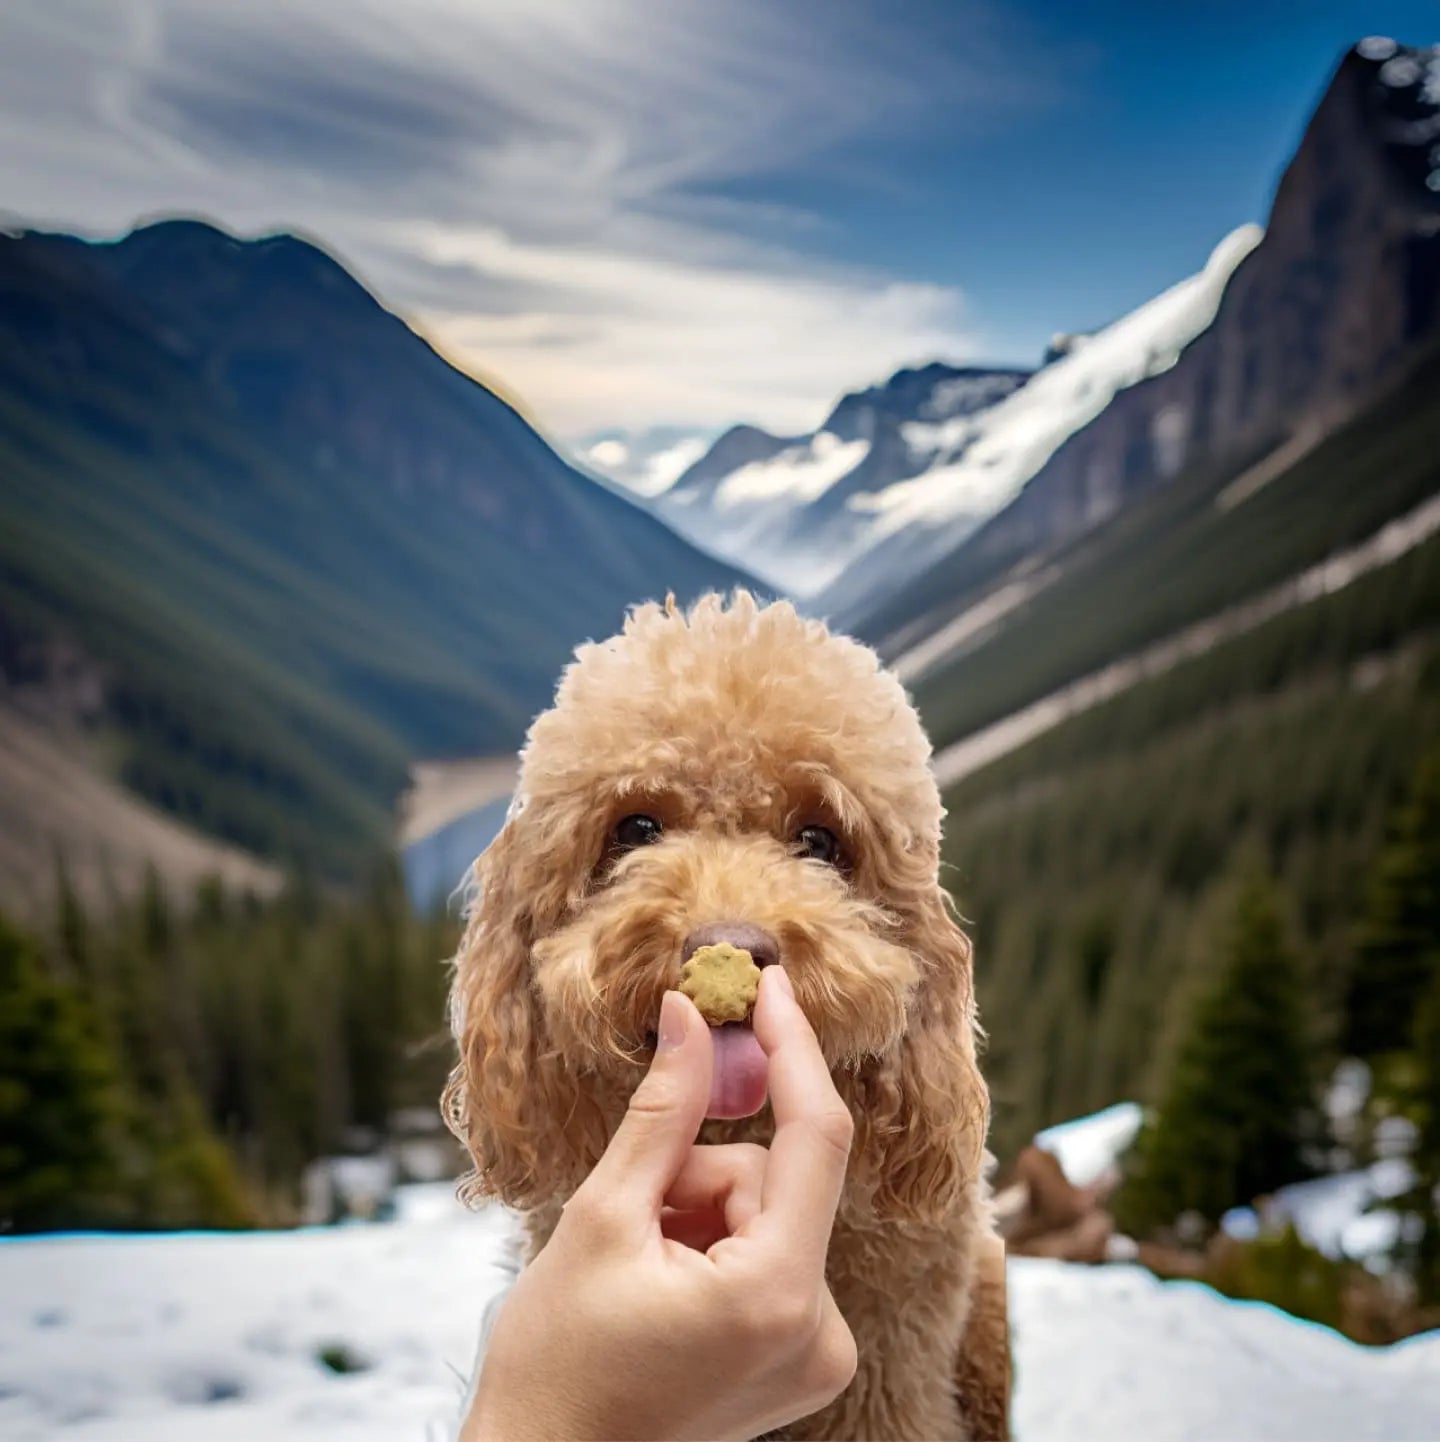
left=446, top=592, right=986, bottom=1222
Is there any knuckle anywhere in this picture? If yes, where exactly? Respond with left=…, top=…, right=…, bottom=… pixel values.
left=813, top=1322, right=859, bottom=1397
left=722, top=1282, right=815, bottom=1354
left=762, top=1288, right=822, bottom=1346
left=808, top=1104, right=855, bottom=1158
left=626, top=1074, right=685, bottom=1120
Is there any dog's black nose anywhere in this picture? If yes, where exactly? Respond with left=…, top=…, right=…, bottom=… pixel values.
left=682, top=921, right=780, bottom=970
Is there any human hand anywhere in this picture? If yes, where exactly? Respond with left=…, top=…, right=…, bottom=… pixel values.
left=460, top=967, right=857, bottom=1442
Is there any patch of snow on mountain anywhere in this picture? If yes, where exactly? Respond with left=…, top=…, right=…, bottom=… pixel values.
left=1380, top=54, right=1424, bottom=89
left=713, top=433, right=870, bottom=511
left=893, top=563, right=1061, bottom=683
left=899, top=412, right=983, bottom=462
left=923, top=373, right=1020, bottom=417
left=847, top=224, right=1264, bottom=540
left=1421, top=50, right=1440, bottom=109
left=636, top=436, right=711, bottom=495
left=896, top=374, right=1040, bottom=464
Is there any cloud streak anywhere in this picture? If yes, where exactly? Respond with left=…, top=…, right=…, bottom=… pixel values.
left=0, top=0, right=1066, bottom=438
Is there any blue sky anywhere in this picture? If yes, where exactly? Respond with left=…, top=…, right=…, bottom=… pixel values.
left=1, top=1, right=1435, bottom=477
left=720, top=0, right=1439, bottom=366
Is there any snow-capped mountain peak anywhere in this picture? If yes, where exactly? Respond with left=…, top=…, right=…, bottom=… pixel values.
left=648, top=361, right=1032, bottom=595
left=620, top=224, right=1260, bottom=601
left=844, top=225, right=1263, bottom=548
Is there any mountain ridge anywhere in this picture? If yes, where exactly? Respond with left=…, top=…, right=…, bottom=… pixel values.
left=652, top=359, right=1033, bottom=594
left=618, top=40, right=1440, bottom=635
left=846, top=38, right=1440, bottom=650
left=0, top=218, right=750, bottom=883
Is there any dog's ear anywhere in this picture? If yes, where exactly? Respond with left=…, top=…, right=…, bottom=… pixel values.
left=442, top=806, right=600, bottom=1209
left=861, top=883, right=989, bottom=1224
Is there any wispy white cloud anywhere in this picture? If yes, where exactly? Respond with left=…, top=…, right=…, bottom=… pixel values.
left=400, top=220, right=978, bottom=432
left=0, top=0, right=1069, bottom=438
left=580, top=430, right=714, bottom=497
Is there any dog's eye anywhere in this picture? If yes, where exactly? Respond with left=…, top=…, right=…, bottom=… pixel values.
left=796, top=824, right=841, bottom=865
left=614, top=813, right=663, bottom=850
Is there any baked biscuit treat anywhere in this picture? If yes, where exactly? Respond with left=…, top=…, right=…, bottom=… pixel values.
left=679, top=942, right=762, bottom=1024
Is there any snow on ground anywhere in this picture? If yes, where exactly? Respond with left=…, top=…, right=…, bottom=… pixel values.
left=3, top=1182, right=1440, bottom=1442
left=1031, top=1097, right=1425, bottom=1273
left=0, top=1186, right=502, bottom=1442
left=1012, top=1258, right=1440, bottom=1442
left=1261, top=1160, right=1418, bottom=1267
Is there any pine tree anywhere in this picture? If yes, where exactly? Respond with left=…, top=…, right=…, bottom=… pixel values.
left=0, top=914, right=122, bottom=1232
left=1409, top=964, right=1440, bottom=1304
left=53, top=852, right=90, bottom=979
left=1117, top=876, right=1320, bottom=1233
left=5, top=862, right=460, bottom=1226
left=1345, top=750, right=1440, bottom=1058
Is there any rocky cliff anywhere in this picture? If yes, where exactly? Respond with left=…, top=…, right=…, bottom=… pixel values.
left=852, top=39, right=1440, bottom=645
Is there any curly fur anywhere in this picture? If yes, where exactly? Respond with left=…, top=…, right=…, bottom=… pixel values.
left=445, top=591, right=1009, bottom=1440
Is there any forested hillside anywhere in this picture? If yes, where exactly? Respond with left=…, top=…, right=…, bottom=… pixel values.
left=947, top=520, right=1440, bottom=1160
left=0, top=222, right=747, bottom=888
left=909, top=343, right=1440, bottom=750
left=1, top=866, right=457, bottom=1230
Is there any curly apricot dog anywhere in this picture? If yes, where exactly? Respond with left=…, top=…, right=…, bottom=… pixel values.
left=446, top=591, right=1009, bottom=1441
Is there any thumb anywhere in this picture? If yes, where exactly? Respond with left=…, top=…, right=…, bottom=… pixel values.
left=579, top=990, right=713, bottom=1220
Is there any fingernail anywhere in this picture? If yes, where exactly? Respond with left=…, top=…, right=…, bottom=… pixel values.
left=772, top=967, right=795, bottom=1000
left=657, top=990, right=688, bottom=1051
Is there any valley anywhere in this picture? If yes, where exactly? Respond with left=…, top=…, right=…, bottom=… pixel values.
left=4, top=36, right=1439, bottom=1317
left=0, top=221, right=747, bottom=893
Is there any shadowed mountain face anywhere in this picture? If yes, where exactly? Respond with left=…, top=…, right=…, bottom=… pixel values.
left=846, top=39, right=1440, bottom=649
left=0, top=219, right=748, bottom=876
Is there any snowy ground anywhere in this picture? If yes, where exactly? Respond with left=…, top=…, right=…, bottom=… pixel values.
left=3, top=1183, right=1439, bottom=1442
left=0, top=1187, right=506, bottom=1442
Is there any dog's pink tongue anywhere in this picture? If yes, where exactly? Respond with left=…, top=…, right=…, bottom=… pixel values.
left=707, top=1024, right=769, bottom=1119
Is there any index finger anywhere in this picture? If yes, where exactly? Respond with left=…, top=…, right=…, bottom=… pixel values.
left=750, top=968, right=853, bottom=1267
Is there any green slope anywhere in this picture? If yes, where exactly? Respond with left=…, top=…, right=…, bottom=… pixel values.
left=0, top=223, right=748, bottom=877
left=910, top=346, right=1440, bottom=752
left=936, top=448, right=1440, bottom=1157
left=901, top=294, right=1440, bottom=1179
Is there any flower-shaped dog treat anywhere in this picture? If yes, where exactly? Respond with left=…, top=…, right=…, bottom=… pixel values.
left=678, top=942, right=762, bottom=1025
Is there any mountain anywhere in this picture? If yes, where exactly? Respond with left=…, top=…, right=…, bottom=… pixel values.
left=650, top=363, right=1031, bottom=595
left=847, top=38, right=1440, bottom=653
left=0, top=219, right=748, bottom=882
left=816, top=227, right=1264, bottom=618
left=651, top=218, right=1271, bottom=605
left=937, top=333, right=1440, bottom=1160
left=890, top=36, right=1440, bottom=1161
left=0, top=702, right=283, bottom=918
